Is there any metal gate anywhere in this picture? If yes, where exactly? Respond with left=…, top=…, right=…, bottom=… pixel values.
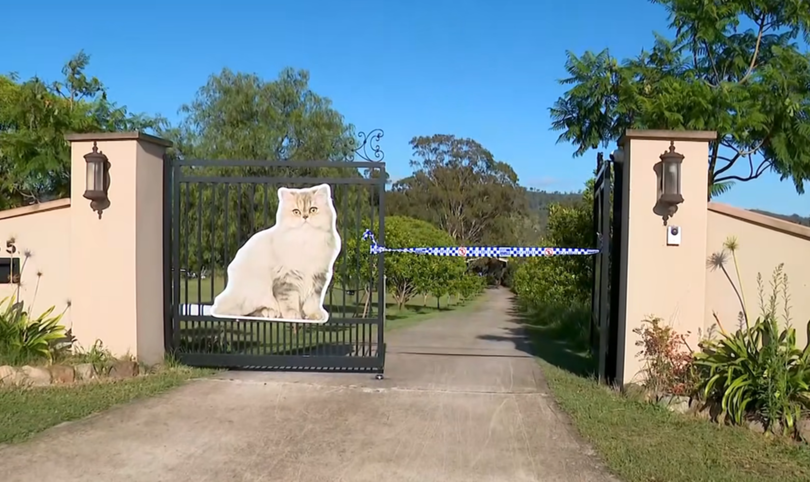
left=163, top=131, right=387, bottom=375
left=590, top=151, right=624, bottom=384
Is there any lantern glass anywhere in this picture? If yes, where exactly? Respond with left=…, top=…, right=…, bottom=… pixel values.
left=83, top=159, right=105, bottom=199
left=85, top=160, right=97, bottom=191
left=83, top=143, right=108, bottom=201
left=94, top=160, right=105, bottom=191
left=662, top=159, right=680, bottom=196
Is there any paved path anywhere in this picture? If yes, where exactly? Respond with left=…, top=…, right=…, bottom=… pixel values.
left=1, top=288, right=616, bottom=482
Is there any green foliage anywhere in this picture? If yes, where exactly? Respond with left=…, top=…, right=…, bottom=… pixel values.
left=512, top=179, right=594, bottom=309
left=455, top=273, right=486, bottom=301
left=633, top=316, right=698, bottom=398
left=164, top=67, right=356, bottom=163
left=388, top=134, right=528, bottom=246
left=696, top=256, right=810, bottom=436
left=163, top=68, right=371, bottom=274
left=525, top=189, right=584, bottom=239
left=65, top=339, right=116, bottom=374
left=345, top=216, right=481, bottom=310
left=0, top=295, right=67, bottom=365
left=0, top=51, right=163, bottom=209
left=379, top=216, right=467, bottom=309
left=550, top=1, right=810, bottom=196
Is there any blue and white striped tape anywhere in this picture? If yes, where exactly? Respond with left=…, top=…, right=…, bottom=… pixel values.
left=361, top=230, right=599, bottom=258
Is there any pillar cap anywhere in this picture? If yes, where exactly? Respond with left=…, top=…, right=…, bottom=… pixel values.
left=65, top=131, right=173, bottom=148
left=618, top=129, right=717, bottom=146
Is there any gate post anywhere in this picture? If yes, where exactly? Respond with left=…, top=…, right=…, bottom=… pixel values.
left=66, top=132, right=172, bottom=365
left=613, top=130, right=714, bottom=386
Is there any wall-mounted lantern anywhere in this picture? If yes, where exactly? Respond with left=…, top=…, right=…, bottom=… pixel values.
left=611, top=147, right=625, bottom=163
left=658, top=141, right=684, bottom=223
left=82, top=142, right=110, bottom=218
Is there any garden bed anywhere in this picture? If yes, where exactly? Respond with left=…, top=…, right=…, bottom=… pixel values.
left=624, top=385, right=810, bottom=442
left=0, top=358, right=145, bottom=387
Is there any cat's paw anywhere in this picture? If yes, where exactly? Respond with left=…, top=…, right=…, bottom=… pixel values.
left=280, top=309, right=303, bottom=320
left=304, top=309, right=328, bottom=322
left=259, top=307, right=278, bottom=319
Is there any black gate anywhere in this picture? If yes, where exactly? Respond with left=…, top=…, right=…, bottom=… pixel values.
left=591, top=151, right=624, bottom=384
left=163, top=131, right=387, bottom=375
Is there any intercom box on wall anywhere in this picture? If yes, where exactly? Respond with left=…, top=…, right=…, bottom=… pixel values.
left=667, top=225, right=682, bottom=246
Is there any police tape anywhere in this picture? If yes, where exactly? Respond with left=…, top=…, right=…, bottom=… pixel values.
left=361, top=230, right=600, bottom=258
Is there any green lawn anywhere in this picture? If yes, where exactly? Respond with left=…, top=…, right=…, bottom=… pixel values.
left=175, top=275, right=479, bottom=356
left=519, top=302, right=810, bottom=482
left=0, top=366, right=215, bottom=445
left=178, top=275, right=463, bottom=317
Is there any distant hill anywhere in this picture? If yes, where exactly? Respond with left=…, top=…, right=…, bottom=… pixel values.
left=526, top=189, right=583, bottom=211
left=750, top=209, right=810, bottom=227
left=523, top=189, right=584, bottom=240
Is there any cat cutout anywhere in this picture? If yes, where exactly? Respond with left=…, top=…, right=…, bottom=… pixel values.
left=211, top=184, right=341, bottom=323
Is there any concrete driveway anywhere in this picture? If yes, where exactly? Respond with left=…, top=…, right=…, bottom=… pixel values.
left=0, top=288, right=616, bottom=482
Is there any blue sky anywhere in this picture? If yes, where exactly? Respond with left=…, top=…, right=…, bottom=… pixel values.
left=2, top=0, right=806, bottom=215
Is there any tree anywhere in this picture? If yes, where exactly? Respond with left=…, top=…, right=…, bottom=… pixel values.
left=379, top=216, right=466, bottom=309
left=549, top=0, right=810, bottom=198
left=166, top=67, right=356, bottom=163
left=388, top=134, right=528, bottom=245
left=0, top=51, right=162, bottom=209
left=166, top=68, right=370, bottom=275
left=512, top=179, right=595, bottom=309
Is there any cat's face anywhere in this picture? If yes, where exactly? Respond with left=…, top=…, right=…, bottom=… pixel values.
left=276, top=184, right=335, bottom=231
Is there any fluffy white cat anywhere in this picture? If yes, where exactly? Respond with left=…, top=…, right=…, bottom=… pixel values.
left=211, top=183, right=341, bottom=323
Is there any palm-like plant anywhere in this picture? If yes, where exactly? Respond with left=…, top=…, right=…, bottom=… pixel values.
left=0, top=295, right=67, bottom=364
left=697, top=241, right=810, bottom=436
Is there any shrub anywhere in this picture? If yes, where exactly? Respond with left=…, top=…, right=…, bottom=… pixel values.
left=633, top=316, right=698, bottom=398
left=0, top=295, right=67, bottom=365
left=511, top=180, right=593, bottom=311
left=0, top=239, right=69, bottom=365
left=343, top=216, right=470, bottom=311
left=696, top=239, right=810, bottom=436
left=456, top=272, right=486, bottom=301
left=695, top=314, right=810, bottom=434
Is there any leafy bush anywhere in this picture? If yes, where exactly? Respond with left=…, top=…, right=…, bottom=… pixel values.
left=343, top=216, right=479, bottom=311
left=696, top=240, right=810, bottom=436
left=61, top=339, right=116, bottom=373
left=0, top=295, right=67, bottom=365
left=381, top=216, right=469, bottom=308
left=696, top=315, right=810, bottom=434
left=633, top=316, right=698, bottom=398
left=456, top=273, right=486, bottom=301
left=512, top=180, right=593, bottom=310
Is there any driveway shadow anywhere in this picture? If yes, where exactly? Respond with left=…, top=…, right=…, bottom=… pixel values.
left=477, top=295, right=596, bottom=378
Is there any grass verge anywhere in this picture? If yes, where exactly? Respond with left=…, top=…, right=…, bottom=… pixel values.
left=385, top=292, right=486, bottom=331
left=518, top=301, right=810, bottom=482
left=0, top=366, right=215, bottom=445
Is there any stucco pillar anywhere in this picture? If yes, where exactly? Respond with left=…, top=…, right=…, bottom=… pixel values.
left=66, top=132, right=171, bottom=365
left=614, top=130, right=714, bottom=385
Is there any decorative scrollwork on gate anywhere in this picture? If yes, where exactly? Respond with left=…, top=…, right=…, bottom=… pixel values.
left=353, top=129, right=385, bottom=162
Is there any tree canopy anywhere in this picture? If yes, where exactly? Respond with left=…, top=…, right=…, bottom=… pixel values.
left=0, top=51, right=162, bottom=209
left=549, top=0, right=810, bottom=198
left=387, top=134, right=528, bottom=245
left=372, top=216, right=470, bottom=309
left=167, top=68, right=374, bottom=275
left=164, top=67, right=356, bottom=163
